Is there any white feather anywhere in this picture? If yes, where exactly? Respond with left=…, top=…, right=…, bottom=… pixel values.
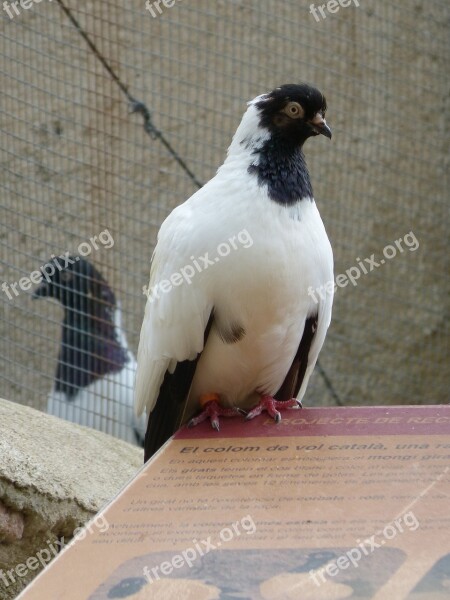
left=135, top=99, right=333, bottom=424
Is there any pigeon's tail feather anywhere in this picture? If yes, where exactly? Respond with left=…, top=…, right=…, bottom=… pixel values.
left=143, top=360, right=196, bottom=461
left=143, top=375, right=176, bottom=460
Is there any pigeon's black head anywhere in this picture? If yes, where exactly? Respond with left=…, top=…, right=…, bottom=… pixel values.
left=255, top=83, right=331, bottom=146
left=32, top=256, right=116, bottom=311
left=34, top=257, right=128, bottom=395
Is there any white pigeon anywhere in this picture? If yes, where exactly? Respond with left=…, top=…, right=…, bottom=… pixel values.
left=33, top=256, right=146, bottom=446
left=136, top=83, right=334, bottom=460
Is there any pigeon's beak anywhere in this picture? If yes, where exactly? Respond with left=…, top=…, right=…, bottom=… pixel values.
left=32, top=279, right=50, bottom=299
left=310, top=113, right=332, bottom=139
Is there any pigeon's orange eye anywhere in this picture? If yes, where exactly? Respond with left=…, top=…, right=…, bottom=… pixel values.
left=283, top=102, right=304, bottom=119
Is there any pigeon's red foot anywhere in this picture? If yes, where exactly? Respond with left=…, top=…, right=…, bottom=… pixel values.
left=246, top=395, right=302, bottom=423
left=188, top=393, right=243, bottom=432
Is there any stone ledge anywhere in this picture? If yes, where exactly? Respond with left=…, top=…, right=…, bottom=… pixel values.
left=0, top=398, right=143, bottom=599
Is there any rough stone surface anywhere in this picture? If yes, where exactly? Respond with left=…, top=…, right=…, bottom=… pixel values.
left=0, top=502, right=25, bottom=543
left=0, top=398, right=143, bottom=599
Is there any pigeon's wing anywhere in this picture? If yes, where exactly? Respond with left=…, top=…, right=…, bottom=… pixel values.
left=135, top=200, right=214, bottom=459
left=276, top=283, right=333, bottom=403
left=275, top=314, right=318, bottom=401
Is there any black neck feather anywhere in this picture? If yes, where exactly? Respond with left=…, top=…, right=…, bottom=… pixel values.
left=248, top=135, right=313, bottom=204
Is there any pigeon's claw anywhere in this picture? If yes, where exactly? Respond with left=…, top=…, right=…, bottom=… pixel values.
left=188, top=393, right=242, bottom=431
left=246, top=395, right=302, bottom=423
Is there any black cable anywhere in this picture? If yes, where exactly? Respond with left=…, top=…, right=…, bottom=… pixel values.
left=55, top=0, right=203, bottom=188
left=316, top=361, right=343, bottom=407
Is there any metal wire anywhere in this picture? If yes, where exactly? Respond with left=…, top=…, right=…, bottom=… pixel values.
left=1, top=0, right=448, bottom=441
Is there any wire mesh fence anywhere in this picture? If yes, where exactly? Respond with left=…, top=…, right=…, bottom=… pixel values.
left=1, top=0, right=448, bottom=443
